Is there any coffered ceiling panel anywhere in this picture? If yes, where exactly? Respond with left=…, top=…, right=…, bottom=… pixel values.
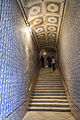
left=18, top=0, right=65, bottom=49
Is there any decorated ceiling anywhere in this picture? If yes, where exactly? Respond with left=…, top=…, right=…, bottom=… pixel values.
left=18, top=0, right=65, bottom=50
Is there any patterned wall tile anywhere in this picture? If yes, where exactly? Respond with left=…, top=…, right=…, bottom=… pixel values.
left=0, top=0, right=38, bottom=119
left=58, top=0, right=80, bottom=119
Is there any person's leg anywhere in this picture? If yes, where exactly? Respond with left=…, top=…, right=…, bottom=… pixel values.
left=52, top=64, right=54, bottom=71
left=53, top=64, right=55, bottom=70
left=43, top=62, right=45, bottom=68
left=48, top=62, right=49, bottom=67
left=42, top=62, right=44, bottom=68
left=41, top=62, right=42, bottom=67
left=53, top=64, right=55, bottom=71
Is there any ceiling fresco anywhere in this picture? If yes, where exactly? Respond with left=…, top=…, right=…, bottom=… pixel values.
left=19, top=0, right=65, bottom=49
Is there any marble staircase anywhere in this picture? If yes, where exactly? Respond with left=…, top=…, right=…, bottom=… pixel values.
left=28, top=68, right=70, bottom=112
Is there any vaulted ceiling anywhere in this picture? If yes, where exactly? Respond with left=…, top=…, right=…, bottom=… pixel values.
left=18, top=0, right=65, bottom=50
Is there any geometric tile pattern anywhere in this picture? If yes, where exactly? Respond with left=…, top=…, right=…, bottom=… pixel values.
left=0, top=1, right=1, bottom=11
left=21, top=0, right=65, bottom=49
left=57, top=0, right=80, bottom=116
left=0, top=0, right=38, bottom=119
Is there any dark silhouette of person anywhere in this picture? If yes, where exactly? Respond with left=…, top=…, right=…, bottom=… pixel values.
left=52, top=56, right=55, bottom=71
left=47, top=56, right=52, bottom=68
left=40, top=56, right=45, bottom=68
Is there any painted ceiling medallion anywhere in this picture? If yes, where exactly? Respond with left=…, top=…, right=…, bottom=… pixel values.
left=30, top=17, right=43, bottom=26
left=34, top=19, right=42, bottom=25
left=48, top=16, right=58, bottom=24
left=47, top=26, right=57, bottom=32
left=47, top=3, right=58, bottom=13
left=46, top=2, right=61, bottom=14
left=35, top=27, right=44, bottom=33
left=38, top=34, right=45, bottom=38
left=40, top=34, right=45, bottom=37
left=48, top=33, right=56, bottom=38
left=29, top=6, right=40, bottom=16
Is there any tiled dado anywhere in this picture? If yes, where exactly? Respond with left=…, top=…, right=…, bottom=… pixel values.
left=4, top=100, right=29, bottom=120
left=58, top=65, right=80, bottom=120
left=4, top=67, right=39, bottom=120
left=69, top=100, right=80, bottom=120
left=65, top=89, right=80, bottom=120
left=65, top=88, right=80, bottom=120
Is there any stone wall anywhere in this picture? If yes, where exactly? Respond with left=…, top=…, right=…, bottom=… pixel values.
left=0, top=0, right=38, bottom=119
left=57, top=0, right=80, bottom=118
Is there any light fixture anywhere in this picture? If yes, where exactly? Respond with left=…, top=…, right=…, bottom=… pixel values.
left=26, top=21, right=30, bottom=27
left=44, top=51, right=47, bottom=55
left=26, top=21, right=32, bottom=32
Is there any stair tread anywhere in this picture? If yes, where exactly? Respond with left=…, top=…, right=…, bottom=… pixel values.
left=31, top=97, right=67, bottom=99
left=30, top=103, right=69, bottom=105
left=30, top=99, right=68, bottom=102
left=32, top=94, right=66, bottom=96
left=29, top=104, right=69, bottom=108
left=28, top=109, right=71, bottom=112
left=28, top=107, right=70, bottom=110
left=32, top=91, right=65, bottom=93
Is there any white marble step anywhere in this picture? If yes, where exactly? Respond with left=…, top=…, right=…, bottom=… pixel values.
left=35, top=85, right=63, bottom=86
left=28, top=107, right=70, bottom=111
left=30, top=102, right=69, bottom=106
left=30, top=99, right=68, bottom=102
left=32, top=92, right=66, bottom=95
left=33, top=90, right=65, bottom=92
left=31, top=96, right=67, bottom=98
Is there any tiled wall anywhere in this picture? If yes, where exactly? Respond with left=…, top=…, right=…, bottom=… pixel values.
left=0, top=0, right=2, bottom=20
left=0, top=0, right=38, bottom=119
left=58, top=0, right=80, bottom=116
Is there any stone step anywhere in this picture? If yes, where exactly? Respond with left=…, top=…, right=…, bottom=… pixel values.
left=30, top=98, right=68, bottom=102
left=30, top=100, right=68, bottom=103
left=35, top=81, right=63, bottom=84
left=32, top=90, right=65, bottom=93
left=34, top=85, right=64, bottom=88
left=31, top=96, right=67, bottom=99
left=37, top=79, right=62, bottom=80
left=34, top=85, right=63, bottom=87
left=35, top=84, right=63, bottom=86
left=32, top=93, right=66, bottom=96
left=30, top=102, right=69, bottom=105
left=33, top=87, right=64, bottom=90
left=29, top=104, right=69, bottom=107
left=28, top=108, right=71, bottom=112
